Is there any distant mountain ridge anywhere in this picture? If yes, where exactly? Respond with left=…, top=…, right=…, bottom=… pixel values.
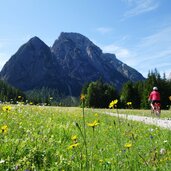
left=0, top=32, right=145, bottom=96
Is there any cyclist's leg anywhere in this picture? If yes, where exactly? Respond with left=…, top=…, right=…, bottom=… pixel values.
left=157, top=102, right=161, bottom=115
left=154, top=101, right=161, bottom=117
left=156, top=106, right=160, bottom=117
left=150, top=101, right=154, bottom=114
left=151, top=101, right=155, bottom=110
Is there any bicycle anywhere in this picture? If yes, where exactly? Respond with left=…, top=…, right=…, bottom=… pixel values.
left=151, top=102, right=161, bottom=117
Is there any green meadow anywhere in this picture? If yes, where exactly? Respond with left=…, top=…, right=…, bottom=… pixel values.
left=0, top=104, right=171, bottom=171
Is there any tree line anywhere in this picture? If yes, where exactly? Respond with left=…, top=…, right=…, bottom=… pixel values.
left=0, top=80, right=26, bottom=103
left=82, top=70, right=171, bottom=109
left=0, top=82, right=79, bottom=106
left=0, top=70, right=171, bottom=109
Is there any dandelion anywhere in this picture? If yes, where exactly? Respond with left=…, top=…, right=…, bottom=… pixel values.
left=1, top=125, right=8, bottom=134
left=71, top=135, right=77, bottom=140
left=126, top=102, right=132, bottom=108
left=87, top=120, right=99, bottom=128
left=2, top=105, right=11, bottom=112
left=80, top=94, right=85, bottom=101
left=71, top=135, right=77, bottom=143
left=99, top=159, right=103, bottom=163
left=68, top=143, right=79, bottom=150
left=109, top=99, right=118, bottom=108
left=124, top=143, right=132, bottom=148
left=94, top=113, right=98, bottom=117
left=127, top=102, right=132, bottom=105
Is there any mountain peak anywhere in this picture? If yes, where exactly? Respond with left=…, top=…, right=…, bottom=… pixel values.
left=29, top=36, right=41, bottom=41
left=0, top=32, right=145, bottom=95
left=51, top=32, right=102, bottom=57
left=59, top=32, right=90, bottom=42
left=28, top=36, right=47, bottom=49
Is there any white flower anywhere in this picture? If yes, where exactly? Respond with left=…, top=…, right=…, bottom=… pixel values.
left=160, top=148, right=166, bottom=155
left=149, top=128, right=154, bottom=132
left=0, top=159, right=5, bottom=164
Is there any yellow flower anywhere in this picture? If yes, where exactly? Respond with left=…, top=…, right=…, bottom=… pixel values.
left=99, top=159, right=103, bottom=163
left=87, top=120, right=99, bottom=128
left=68, top=143, right=79, bottom=150
left=94, top=113, right=98, bottom=117
left=18, top=96, right=22, bottom=99
left=1, top=125, right=8, bottom=134
left=127, top=102, right=132, bottom=105
left=71, top=135, right=77, bottom=141
left=109, top=99, right=118, bottom=108
left=2, top=105, right=11, bottom=112
left=124, top=143, right=132, bottom=148
left=80, top=94, right=85, bottom=101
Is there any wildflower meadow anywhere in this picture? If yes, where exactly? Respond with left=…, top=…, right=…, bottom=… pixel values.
left=0, top=103, right=171, bottom=171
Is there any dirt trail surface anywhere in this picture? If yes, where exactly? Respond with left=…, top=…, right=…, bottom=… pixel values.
left=105, top=112, right=171, bottom=130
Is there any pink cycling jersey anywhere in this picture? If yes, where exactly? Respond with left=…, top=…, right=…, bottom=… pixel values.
left=149, top=90, right=160, bottom=101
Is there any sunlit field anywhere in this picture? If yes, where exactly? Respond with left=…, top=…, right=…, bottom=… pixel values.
left=0, top=104, right=171, bottom=171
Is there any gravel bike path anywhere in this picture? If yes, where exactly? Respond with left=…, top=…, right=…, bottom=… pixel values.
left=105, top=112, right=171, bottom=130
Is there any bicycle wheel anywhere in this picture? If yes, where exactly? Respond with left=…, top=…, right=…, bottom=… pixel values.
left=153, top=102, right=161, bottom=117
left=155, top=106, right=160, bottom=117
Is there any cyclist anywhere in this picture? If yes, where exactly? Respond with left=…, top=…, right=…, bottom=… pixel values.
left=148, top=86, right=161, bottom=111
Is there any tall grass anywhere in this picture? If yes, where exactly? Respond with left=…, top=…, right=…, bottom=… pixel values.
left=0, top=105, right=170, bottom=170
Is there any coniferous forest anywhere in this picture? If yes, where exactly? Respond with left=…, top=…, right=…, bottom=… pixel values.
left=0, top=70, right=171, bottom=109
left=0, top=80, right=26, bottom=103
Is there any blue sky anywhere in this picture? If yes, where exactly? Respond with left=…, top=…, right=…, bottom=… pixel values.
left=0, top=0, right=171, bottom=78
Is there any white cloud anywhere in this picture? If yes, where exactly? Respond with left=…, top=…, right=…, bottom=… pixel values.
left=99, top=25, right=171, bottom=77
left=123, top=0, right=159, bottom=17
left=139, top=26, right=171, bottom=48
left=101, top=43, right=138, bottom=67
left=103, top=44, right=129, bottom=57
left=96, top=27, right=113, bottom=34
left=136, top=26, right=171, bottom=63
left=130, top=26, right=171, bottom=76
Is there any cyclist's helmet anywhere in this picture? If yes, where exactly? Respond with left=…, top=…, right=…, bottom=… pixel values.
left=153, top=87, right=158, bottom=91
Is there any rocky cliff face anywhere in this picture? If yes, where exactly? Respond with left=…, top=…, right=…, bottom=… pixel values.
left=0, top=32, right=145, bottom=96
left=0, top=36, right=58, bottom=90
